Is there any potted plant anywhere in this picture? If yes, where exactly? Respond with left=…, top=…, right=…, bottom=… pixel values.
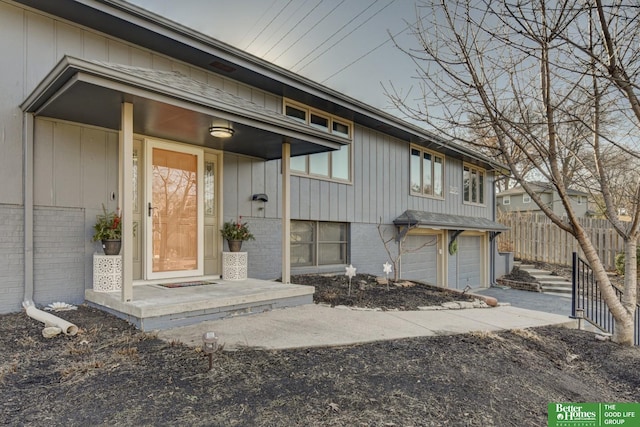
left=221, top=217, right=254, bottom=252
left=92, top=204, right=122, bottom=255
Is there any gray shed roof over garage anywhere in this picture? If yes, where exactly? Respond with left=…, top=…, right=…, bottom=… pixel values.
left=394, top=210, right=509, bottom=232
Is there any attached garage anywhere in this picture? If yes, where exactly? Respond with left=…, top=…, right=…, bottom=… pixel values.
left=448, top=234, right=483, bottom=290
left=394, top=210, right=508, bottom=290
left=400, top=233, right=442, bottom=285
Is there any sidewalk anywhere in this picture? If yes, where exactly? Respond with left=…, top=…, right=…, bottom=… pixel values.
left=158, top=303, right=576, bottom=350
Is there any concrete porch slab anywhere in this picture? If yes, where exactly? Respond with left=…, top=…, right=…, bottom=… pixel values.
left=85, top=278, right=314, bottom=331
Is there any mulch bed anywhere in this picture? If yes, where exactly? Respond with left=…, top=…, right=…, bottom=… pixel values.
left=293, top=273, right=475, bottom=310
left=1, top=270, right=639, bottom=426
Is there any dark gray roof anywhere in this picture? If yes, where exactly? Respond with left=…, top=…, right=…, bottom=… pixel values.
left=12, top=0, right=510, bottom=173
left=393, top=210, right=509, bottom=232
left=90, top=60, right=291, bottom=126
left=21, top=56, right=347, bottom=160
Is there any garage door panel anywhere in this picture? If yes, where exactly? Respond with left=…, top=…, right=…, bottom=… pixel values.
left=401, top=235, right=439, bottom=284
left=451, top=236, right=481, bottom=289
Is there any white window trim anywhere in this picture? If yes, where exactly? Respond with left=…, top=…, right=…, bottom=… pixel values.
left=410, top=144, right=446, bottom=199
left=502, top=195, right=511, bottom=205
left=463, top=163, right=486, bottom=206
left=284, top=98, right=353, bottom=183
left=522, top=194, right=531, bottom=204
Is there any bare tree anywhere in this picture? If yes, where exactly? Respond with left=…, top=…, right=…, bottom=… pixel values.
left=579, top=144, right=640, bottom=218
left=377, top=219, right=437, bottom=284
left=386, top=0, right=640, bottom=345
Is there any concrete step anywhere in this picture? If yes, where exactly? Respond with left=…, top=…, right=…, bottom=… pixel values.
left=542, top=290, right=573, bottom=298
left=538, top=282, right=572, bottom=289
left=538, top=278, right=571, bottom=285
left=529, top=274, right=569, bottom=282
left=512, top=261, right=574, bottom=295
left=519, top=268, right=554, bottom=276
left=541, top=288, right=572, bottom=295
left=515, top=263, right=535, bottom=269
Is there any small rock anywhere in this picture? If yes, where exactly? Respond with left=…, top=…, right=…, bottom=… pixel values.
left=457, top=301, right=475, bottom=309
left=441, top=302, right=461, bottom=309
left=395, top=281, right=415, bottom=288
left=376, top=277, right=388, bottom=285
left=565, top=353, right=579, bottom=363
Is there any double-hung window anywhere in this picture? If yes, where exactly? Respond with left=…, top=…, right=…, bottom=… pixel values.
left=463, top=164, right=485, bottom=205
left=284, top=99, right=352, bottom=182
left=410, top=146, right=444, bottom=198
left=291, top=221, right=349, bottom=267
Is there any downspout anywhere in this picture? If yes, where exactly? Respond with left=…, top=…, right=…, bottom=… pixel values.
left=23, top=112, right=34, bottom=304
left=281, top=141, right=291, bottom=284
left=22, top=112, right=77, bottom=336
left=490, top=178, right=497, bottom=286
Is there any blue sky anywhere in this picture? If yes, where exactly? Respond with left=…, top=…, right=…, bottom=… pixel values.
left=126, top=0, right=423, bottom=116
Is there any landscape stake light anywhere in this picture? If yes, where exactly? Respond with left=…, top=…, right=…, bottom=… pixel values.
left=575, top=308, right=584, bottom=330
left=202, top=331, right=219, bottom=370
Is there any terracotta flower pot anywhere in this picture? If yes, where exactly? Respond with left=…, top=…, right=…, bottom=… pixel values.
left=227, top=240, right=243, bottom=252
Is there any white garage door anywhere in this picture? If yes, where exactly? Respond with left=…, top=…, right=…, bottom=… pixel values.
left=401, top=235, right=439, bottom=285
left=456, top=236, right=483, bottom=289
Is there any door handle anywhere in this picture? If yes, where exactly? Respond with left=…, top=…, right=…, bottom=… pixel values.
left=148, top=203, right=154, bottom=217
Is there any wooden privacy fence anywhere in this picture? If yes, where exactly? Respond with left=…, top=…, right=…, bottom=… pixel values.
left=497, top=213, right=626, bottom=270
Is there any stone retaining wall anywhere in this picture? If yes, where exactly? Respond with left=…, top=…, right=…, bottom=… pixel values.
left=496, top=277, right=541, bottom=292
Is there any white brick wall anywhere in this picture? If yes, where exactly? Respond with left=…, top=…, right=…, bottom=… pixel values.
left=0, top=205, right=25, bottom=313
left=242, top=218, right=282, bottom=280
left=350, top=223, right=396, bottom=277
left=33, top=207, right=85, bottom=305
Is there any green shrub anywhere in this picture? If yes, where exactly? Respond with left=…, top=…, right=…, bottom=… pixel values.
left=614, top=247, right=640, bottom=276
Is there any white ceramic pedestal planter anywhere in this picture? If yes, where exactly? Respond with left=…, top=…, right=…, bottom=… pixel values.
left=222, top=251, right=248, bottom=281
left=93, top=254, right=122, bottom=292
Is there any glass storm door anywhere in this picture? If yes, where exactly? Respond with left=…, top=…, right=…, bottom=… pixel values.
left=145, top=141, right=204, bottom=279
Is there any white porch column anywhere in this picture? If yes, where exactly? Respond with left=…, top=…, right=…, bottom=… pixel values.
left=120, top=102, right=134, bottom=302
left=281, top=142, right=291, bottom=284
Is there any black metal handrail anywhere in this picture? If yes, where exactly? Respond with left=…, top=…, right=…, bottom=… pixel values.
left=572, top=252, right=639, bottom=345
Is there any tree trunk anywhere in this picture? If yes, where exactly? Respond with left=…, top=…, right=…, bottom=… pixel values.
left=618, top=239, right=639, bottom=345
left=575, top=225, right=635, bottom=345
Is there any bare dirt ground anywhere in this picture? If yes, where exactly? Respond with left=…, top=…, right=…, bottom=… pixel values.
left=1, top=273, right=639, bottom=426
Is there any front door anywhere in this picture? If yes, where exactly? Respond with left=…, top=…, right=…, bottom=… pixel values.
left=145, top=140, right=204, bottom=279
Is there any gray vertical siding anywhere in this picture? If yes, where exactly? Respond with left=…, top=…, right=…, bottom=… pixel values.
left=0, top=1, right=499, bottom=311
left=224, top=125, right=496, bottom=227
left=0, top=1, right=288, bottom=312
left=221, top=125, right=496, bottom=283
left=0, top=3, right=26, bottom=205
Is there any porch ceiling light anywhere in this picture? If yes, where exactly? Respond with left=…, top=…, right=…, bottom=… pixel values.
left=209, top=126, right=234, bottom=138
